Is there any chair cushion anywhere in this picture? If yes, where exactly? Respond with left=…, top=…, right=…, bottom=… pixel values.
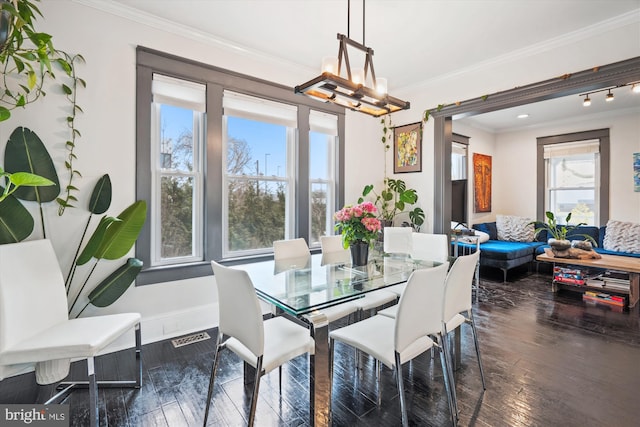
left=226, top=316, right=314, bottom=374
left=329, top=315, right=434, bottom=369
left=0, top=313, right=140, bottom=365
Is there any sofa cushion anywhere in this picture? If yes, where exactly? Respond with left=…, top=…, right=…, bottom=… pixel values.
left=478, top=240, right=537, bottom=260
left=473, top=222, right=497, bottom=240
left=603, top=220, right=640, bottom=254
left=567, top=226, right=600, bottom=244
left=496, top=215, right=535, bottom=242
left=594, top=248, right=640, bottom=258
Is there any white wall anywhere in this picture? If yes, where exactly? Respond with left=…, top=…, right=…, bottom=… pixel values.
left=0, top=0, right=638, bottom=358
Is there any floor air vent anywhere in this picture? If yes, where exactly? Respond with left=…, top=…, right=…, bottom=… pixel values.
left=171, top=331, right=211, bottom=348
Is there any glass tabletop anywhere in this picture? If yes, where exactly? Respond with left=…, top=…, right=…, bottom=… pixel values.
left=236, top=252, right=442, bottom=316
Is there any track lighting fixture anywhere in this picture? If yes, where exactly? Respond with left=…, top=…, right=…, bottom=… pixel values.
left=580, top=81, right=639, bottom=106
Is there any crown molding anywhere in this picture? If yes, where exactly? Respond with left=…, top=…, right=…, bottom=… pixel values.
left=398, top=8, right=640, bottom=94
left=71, top=0, right=315, bottom=75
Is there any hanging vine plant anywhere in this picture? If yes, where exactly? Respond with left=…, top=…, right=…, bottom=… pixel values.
left=0, top=0, right=84, bottom=215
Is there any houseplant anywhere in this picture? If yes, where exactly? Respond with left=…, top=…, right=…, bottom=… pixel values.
left=533, top=211, right=597, bottom=251
left=359, top=178, right=425, bottom=229
left=334, top=201, right=381, bottom=266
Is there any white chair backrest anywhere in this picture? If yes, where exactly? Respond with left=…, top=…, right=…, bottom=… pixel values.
left=411, top=233, right=449, bottom=263
left=394, top=262, right=449, bottom=353
left=211, top=261, right=264, bottom=358
left=443, top=251, right=481, bottom=320
left=383, top=227, right=412, bottom=255
left=273, top=238, right=310, bottom=260
left=320, top=235, right=345, bottom=253
left=0, top=240, right=67, bottom=358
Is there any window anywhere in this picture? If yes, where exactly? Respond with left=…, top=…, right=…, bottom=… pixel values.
left=309, top=110, right=338, bottom=247
left=136, top=47, right=345, bottom=285
left=223, top=91, right=297, bottom=257
left=451, top=140, right=468, bottom=180
left=151, top=74, right=205, bottom=265
left=544, top=141, right=599, bottom=225
left=537, top=129, right=610, bottom=227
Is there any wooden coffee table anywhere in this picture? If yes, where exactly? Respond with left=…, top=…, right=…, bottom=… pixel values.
left=537, top=253, right=640, bottom=308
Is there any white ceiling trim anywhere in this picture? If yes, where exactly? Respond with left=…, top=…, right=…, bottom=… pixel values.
left=72, top=0, right=315, bottom=75
left=397, top=8, right=640, bottom=94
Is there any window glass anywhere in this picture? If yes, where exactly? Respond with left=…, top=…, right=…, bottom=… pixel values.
left=545, top=141, right=599, bottom=226
left=223, top=92, right=295, bottom=256
left=151, top=75, right=204, bottom=265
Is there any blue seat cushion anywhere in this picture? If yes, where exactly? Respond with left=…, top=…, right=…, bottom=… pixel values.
left=478, top=240, right=540, bottom=260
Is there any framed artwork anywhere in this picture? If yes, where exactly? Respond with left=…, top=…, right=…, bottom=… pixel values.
left=634, top=153, right=640, bottom=192
left=473, top=153, right=492, bottom=213
left=393, top=122, right=422, bottom=173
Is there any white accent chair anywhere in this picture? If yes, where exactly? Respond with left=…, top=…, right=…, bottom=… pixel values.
left=0, top=239, right=142, bottom=427
left=441, top=250, right=486, bottom=415
left=273, top=237, right=310, bottom=260
left=329, top=263, right=456, bottom=427
left=205, top=261, right=315, bottom=427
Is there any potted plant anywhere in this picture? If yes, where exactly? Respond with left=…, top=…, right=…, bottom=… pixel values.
left=359, top=178, right=425, bottom=229
left=533, top=211, right=597, bottom=251
left=334, top=201, right=382, bottom=266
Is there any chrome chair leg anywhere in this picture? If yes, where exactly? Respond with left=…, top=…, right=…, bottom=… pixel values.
left=87, top=357, right=98, bottom=427
left=394, top=352, right=409, bottom=427
left=203, top=333, right=224, bottom=426
left=437, top=343, right=458, bottom=426
left=440, top=330, right=459, bottom=417
left=248, top=356, right=263, bottom=427
left=468, top=310, right=487, bottom=390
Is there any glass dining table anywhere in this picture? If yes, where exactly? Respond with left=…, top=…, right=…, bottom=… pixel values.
left=235, top=250, right=443, bottom=426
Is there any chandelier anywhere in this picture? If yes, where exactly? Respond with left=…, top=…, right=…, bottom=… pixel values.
left=294, top=0, right=410, bottom=117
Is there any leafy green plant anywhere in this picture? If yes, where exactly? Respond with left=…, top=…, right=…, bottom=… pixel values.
left=1, top=0, right=84, bottom=216
left=359, top=178, right=425, bottom=228
left=533, top=211, right=597, bottom=245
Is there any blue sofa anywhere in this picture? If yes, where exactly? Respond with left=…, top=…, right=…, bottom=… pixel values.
left=464, top=222, right=640, bottom=282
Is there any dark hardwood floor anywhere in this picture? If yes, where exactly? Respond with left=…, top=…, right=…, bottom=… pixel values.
left=2, top=265, right=640, bottom=426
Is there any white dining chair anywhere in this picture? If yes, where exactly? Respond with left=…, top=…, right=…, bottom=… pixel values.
left=383, top=226, right=413, bottom=255
left=441, top=250, right=485, bottom=416
left=382, top=232, right=451, bottom=302
left=273, top=237, right=310, bottom=260
left=205, top=261, right=315, bottom=427
left=0, top=239, right=142, bottom=427
left=329, top=262, right=456, bottom=427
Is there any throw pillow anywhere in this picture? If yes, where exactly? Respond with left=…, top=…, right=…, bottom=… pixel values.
left=496, top=215, right=535, bottom=242
left=603, top=220, right=640, bottom=254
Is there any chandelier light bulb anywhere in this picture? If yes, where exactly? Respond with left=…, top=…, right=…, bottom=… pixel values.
left=351, top=68, right=365, bottom=85
left=375, top=77, right=388, bottom=95
left=632, top=83, right=640, bottom=94
left=583, top=95, right=591, bottom=107
left=321, top=56, right=338, bottom=75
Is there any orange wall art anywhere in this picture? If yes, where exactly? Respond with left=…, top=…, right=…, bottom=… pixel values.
left=473, top=153, right=492, bottom=213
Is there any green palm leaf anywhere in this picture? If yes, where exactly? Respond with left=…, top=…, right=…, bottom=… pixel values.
left=76, top=216, right=120, bottom=265
left=0, top=194, right=34, bottom=243
left=87, top=258, right=143, bottom=307
left=89, top=174, right=111, bottom=214
left=94, top=200, right=147, bottom=260
left=4, top=127, right=60, bottom=202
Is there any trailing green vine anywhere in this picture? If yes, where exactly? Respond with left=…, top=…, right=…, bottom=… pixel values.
left=57, top=52, right=85, bottom=215
left=1, top=0, right=84, bottom=216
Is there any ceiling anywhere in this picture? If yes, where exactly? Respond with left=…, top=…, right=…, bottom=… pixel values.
left=101, top=0, right=640, bottom=131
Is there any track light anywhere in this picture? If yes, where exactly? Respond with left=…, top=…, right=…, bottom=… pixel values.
left=583, top=95, right=591, bottom=107
left=606, top=90, right=614, bottom=102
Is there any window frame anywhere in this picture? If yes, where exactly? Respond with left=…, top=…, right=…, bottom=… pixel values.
left=136, top=46, right=345, bottom=285
left=536, top=129, right=610, bottom=226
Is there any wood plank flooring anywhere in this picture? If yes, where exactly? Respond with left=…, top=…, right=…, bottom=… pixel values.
left=2, top=264, right=640, bottom=426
